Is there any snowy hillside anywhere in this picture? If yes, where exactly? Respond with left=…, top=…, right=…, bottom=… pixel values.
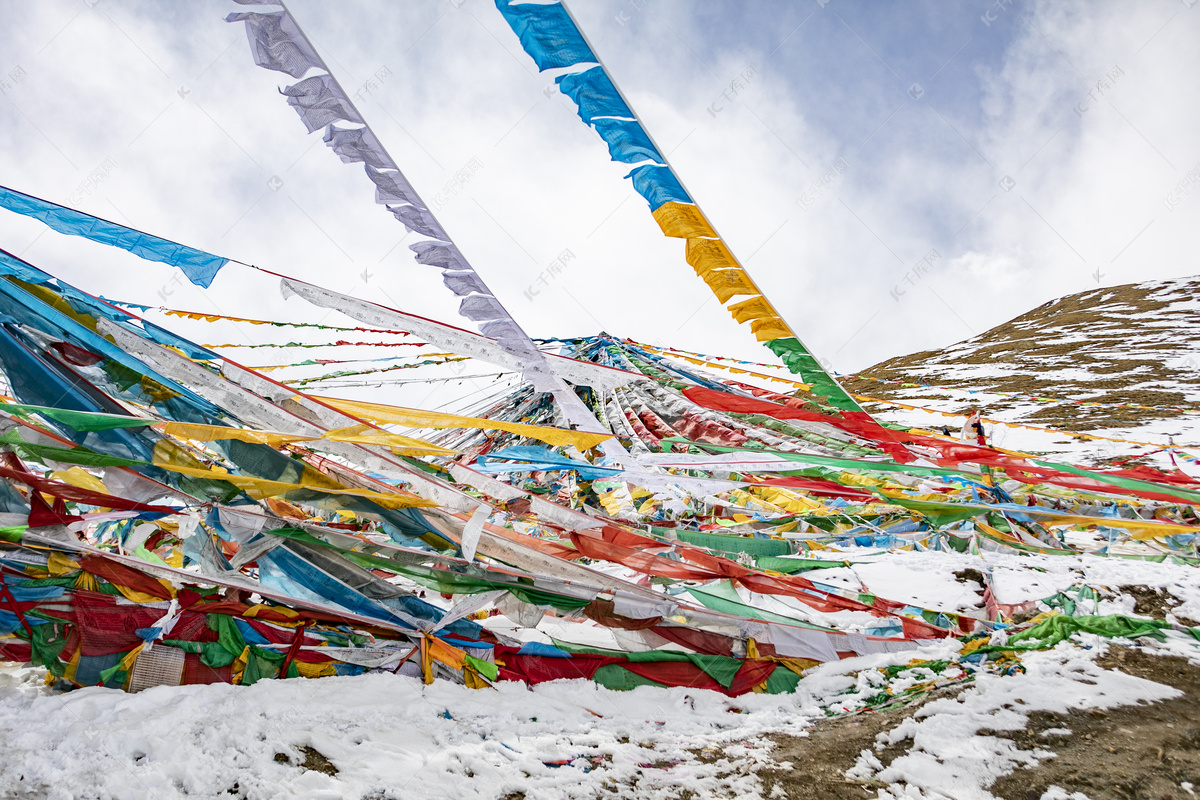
left=842, top=276, right=1200, bottom=466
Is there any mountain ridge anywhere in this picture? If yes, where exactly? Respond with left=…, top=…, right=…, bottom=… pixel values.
left=841, top=275, right=1200, bottom=434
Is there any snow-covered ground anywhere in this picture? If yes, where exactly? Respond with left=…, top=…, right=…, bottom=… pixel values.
left=3, top=546, right=1199, bottom=800
left=846, top=645, right=1180, bottom=800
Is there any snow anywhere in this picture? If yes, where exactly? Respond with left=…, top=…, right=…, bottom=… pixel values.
left=853, top=557, right=984, bottom=614
left=850, top=644, right=1180, bottom=800
left=4, top=514, right=1200, bottom=798
left=0, top=666, right=810, bottom=800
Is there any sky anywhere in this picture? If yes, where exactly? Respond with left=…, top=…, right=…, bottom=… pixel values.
left=0, top=0, right=1197, bottom=398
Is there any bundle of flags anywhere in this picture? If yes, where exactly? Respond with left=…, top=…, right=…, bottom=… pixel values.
left=0, top=0, right=1195, bottom=698
left=0, top=250, right=1196, bottom=696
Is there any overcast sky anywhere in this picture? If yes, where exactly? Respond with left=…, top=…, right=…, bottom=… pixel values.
left=0, top=0, right=1197, bottom=389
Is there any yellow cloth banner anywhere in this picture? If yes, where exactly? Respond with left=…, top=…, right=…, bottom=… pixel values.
left=151, top=460, right=437, bottom=509
left=13, top=279, right=100, bottom=333
left=48, top=552, right=81, bottom=577
left=296, top=661, right=338, bottom=679
left=702, top=269, right=758, bottom=303
left=752, top=486, right=823, bottom=513
left=427, top=634, right=467, bottom=671
left=750, top=316, right=791, bottom=341
left=139, top=376, right=180, bottom=404
left=158, top=422, right=300, bottom=448
left=727, top=296, right=775, bottom=323
left=685, top=238, right=738, bottom=277
left=50, top=467, right=108, bottom=495
left=158, top=420, right=455, bottom=456
left=312, top=396, right=614, bottom=450
left=652, top=202, right=717, bottom=238
left=320, top=424, right=458, bottom=456
left=1025, top=512, right=1200, bottom=540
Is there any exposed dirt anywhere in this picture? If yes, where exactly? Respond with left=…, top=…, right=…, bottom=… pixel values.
left=757, top=649, right=1200, bottom=800
left=273, top=744, right=339, bottom=776
left=1122, top=585, right=1181, bottom=619
left=955, top=568, right=987, bottom=586
left=989, top=647, right=1200, bottom=799
left=758, top=685, right=968, bottom=799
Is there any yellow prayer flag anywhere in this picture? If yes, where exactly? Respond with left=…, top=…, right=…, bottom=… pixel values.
left=158, top=421, right=305, bottom=448
left=320, top=424, right=458, bottom=456
left=702, top=269, right=758, bottom=303
left=750, top=316, right=792, bottom=341
left=685, top=238, right=739, bottom=277
left=652, top=201, right=718, bottom=238
left=50, top=467, right=108, bottom=496
left=311, top=396, right=614, bottom=451
left=159, top=419, right=454, bottom=457
left=1029, top=513, right=1200, bottom=540
left=727, top=295, right=776, bottom=323
left=139, top=376, right=180, bottom=404
left=48, top=552, right=81, bottom=577
left=151, top=461, right=436, bottom=508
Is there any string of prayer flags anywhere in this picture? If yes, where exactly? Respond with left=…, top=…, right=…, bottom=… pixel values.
left=492, top=1, right=861, bottom=412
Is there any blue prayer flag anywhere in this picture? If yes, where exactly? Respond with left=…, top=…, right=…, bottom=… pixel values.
left=495, top=1, right=596, bottom=71
left=591, top=118, right=663, bottom=164
left=555, top=66, right=634, bottom=123
left=624, top=164, right=692, bottom=210
left=0, top=185, right=227, bottom=288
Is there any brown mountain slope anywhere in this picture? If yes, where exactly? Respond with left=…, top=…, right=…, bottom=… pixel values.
left=841, top=277, right=1200, bottom=432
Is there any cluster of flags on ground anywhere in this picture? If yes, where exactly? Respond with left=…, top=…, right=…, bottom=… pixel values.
left=0, top=1, right=1196, bottom=698
left=0, top=244, right=1196, bottom=695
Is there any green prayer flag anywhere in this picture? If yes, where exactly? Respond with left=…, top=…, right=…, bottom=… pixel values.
left=0, top=525, right=25, bottom=543
left=0, top=430, right=147, bottom=467
left=765, top=337, right=861, bottom=412
left=1002, top=613, right=1169, bottom=651
left=0, top=402, right=156, bottom=432
left=464, top=653, right=499, bottom=682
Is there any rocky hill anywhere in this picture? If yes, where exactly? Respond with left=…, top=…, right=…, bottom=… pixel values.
left=842, top=277, right=1200, bottom=435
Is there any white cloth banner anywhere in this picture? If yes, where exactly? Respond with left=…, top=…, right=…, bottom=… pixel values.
left=459, top=505, right=490, bottom=563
